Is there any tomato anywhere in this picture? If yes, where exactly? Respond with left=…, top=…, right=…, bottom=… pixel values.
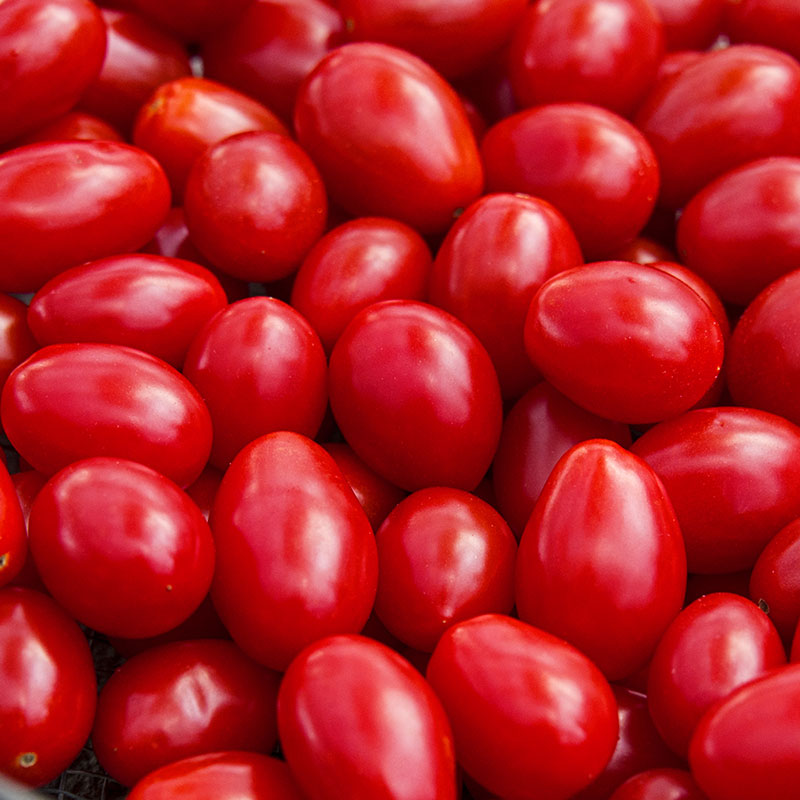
left=338, top=0, right=527, bottom=79
left=426, top=614, right=618, bottom=799
left=183, top=131, right=327, bottom=283
left=12, top=111, right=123, bottom=146
left=27, top=253, right=227, bottom=368
left=481, top=104, right=659, bottom=258
left=631, top=407, right=800, bottom=574
left=611, top=236, right=677, bottom=265
left=523, top=261, right=724, bottom=424
left=0, top=460, right=26, bottom=590
left=689, top=663, right=800, bottom=800
left=183, top=297, right=327, bottom=469
left=328, top=300, right=503, bottom=492
left=724, top=0, right=800, bottom=62
left=508, top=0, right=664, bottom=117
left=127, top=752, right=305, bottom=800
left=428, top=192, right=583, bottom=400
left=0, top=140, right=171, bottom=292
left=0, top=587, right=96, bottom=787
left=635, top=45, right=800, bottom=209
left=0, top=295, right=36, bottom=395
left=124, top=0, right=252, bottom=43
left=649, top=0, right=726, bottom=50
left=210, top=431, right=378, bottom=671
left=290, top=217, right=432, bottom=354
left=183, top=465, right=224, bottom=522
left=278, top=635, right=457, bottom=800
left=6, top=471, right=47, bottom=593
left=0, top=0, right=106, bottom=145
left=1, top=343, right=212, bottom=487
left=609, top=768, right=709, bottom=800
left=646, top=593, right=786, bottom=758
left=92, top=639, right=281, bottom=787
left=294, top=42, right=483, bottom=234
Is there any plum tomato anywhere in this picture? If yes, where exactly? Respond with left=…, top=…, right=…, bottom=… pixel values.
left=12, top=111, right=123, bottom=146
left=0, top=460, right=26, bottom=590
left=724, top=0, right=800, bottom=62
left=0, top=295, right=36, bottom=396
left=278, top=635, right=458, bottom=800
left=649, top=0, right=726, bottom=50
left=609, top=768, right=709, bottom=800
left=124, top=0, right=253, bottom=43
left=328, top=300, right=503, bottom=492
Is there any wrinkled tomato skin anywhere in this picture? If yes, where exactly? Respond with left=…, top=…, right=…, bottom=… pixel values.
left=632, top=407, right=800, bottom=574
left=0, top=0, right=107, bottom=145
left=278, top=635, right=458, bottom=800
left=0, top=461, right=27, bottom=590
left=428, top=193, right=583, bottom=400
left=0, top=141, right=171, bottom=292
left=294, top=43, right=483, bottom=234
left=328, top=300, right=503, bottom=492
left=210, top=432, right=378, bottom=671
left=0, top=587, right=96, bottom=787
left=1, top=343, right=212, bottom=488
left=27, top=254, right=228, bottom=368
left=92, top=639, right=281, bottom=788
left=516, top=440, right=686, bottom=680
left=426, top=614, right=618, bottom=800
left=609, top=768, right=709, bottom=800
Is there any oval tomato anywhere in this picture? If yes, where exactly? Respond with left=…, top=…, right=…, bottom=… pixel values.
left=724, top=0, right=800, bottom=62
left=0, top=460, right=27, bottom=589
left=13, top=111, right=123, bottom=146
left=609, top=768, right=709, bottom=800
left=124, top=0, right=252, bottom=43
left=649, top=0, right=726, bottom=50
left=0, top=294, right=36, bottom=397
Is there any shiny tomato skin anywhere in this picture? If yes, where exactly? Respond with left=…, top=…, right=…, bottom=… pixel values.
left=0, top=141, right=171, bottom=292
left=0, top=460, right=27, bottom=590
left=609, top=768, right=709, bottom=800
left=328, top=300, right=503, bottom=492
left=724, top=0, right=800, bottom=62
left=27, top=254, right=227, bottom=368
left=647, top=593, right=786, bottom=758
left=524, top=261, right=724, bottom=424
left=210, top=431, right=378, bottom=671
left=13, top=111, right=123, bottom=145
left=649, top=0, right=726, bottom=50
left=28, top=457, right=215, bottom=638
left=278, top=635, right=457, bottom=800
left=635, top=45, right=800, bottom=210
left=688, top=664, right=800, bottom=800
left=632, top=407, right=800, bottom=574
left=516, top=440, right=686, bottom=680
left=428, top=192, right=583, bottom=400
left=492, top=382, right=633, bottom=538
left=0, top=0, right=107, bottom=145
left=481, top=104, right=659, bottom=259
left=0, top=587, right=96, bottom=787
left=426, top=614, right=618, bottom=800
left=1, top=343, right=212, bottom=487
left=183, top=131, right=327, bottom=282
left=183, top=297, right=327, bottom=469
left=127, top=752, right=305, bottom=800
left=0, top=294, right=36, bottom=395
left=92, top=639, right=281, bottom=787
left=294, top=42, right=483, bottom=234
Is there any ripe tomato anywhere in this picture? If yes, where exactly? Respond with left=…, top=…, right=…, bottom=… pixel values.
left=0, top=460, right=27, bottom=589
left=609, top=768, right=709, bottom=800
left=124, top=0, right=252, bottom=43
left=12, top=111, right=123, bottom=146
left=649, top=0, right=726, bottom=50
left=724, top=0, right=800, bottom=62
left=0, top=294, right=36, bottom=395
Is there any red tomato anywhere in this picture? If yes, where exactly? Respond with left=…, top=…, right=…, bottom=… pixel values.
left=183, top=465, right=224, bottom=522
left=516, top=440, right=686, bottom=680
left=689, top=663, right=800, bottom=800
left=0, top=460, right=26, bottom=590
left=0, top=587, right=96, bottom=787
left=290, top=217, right=432, bottom=354
left=481, top=104, right=659, bottom=258
left=649, top=0, right=726, bottom=50
left=1, top=343, right=212, bottom=487
left=328, top=300, right=503, bottom=492
left=124, top=0, right=252, bottom=43
left=183, top=131, right=327, bottom=282
left=724, top=0, right=800, bottom=62
left=426, top=614, right=618, bottom=799
left=294, top=42, right=484, bottom=234
left=508, top=0, right=664, bottom=117
left=6, top=471, right=47, bottom=593
left=631, top=407, right=800, bottom=574
left=635, top=45, right=800, bottom=209
left=374, top=487, right=517, bottom=652
left=27, top=253, right=228, bottom=368
left=183, top=297, right=327, bottom=469
left=611, top=236, right=677, bottom=265
left=278, top=635, right=457, bottom=800
left=92, top=639, right=281, bottom=787
left=210, top=431, right=378, bottom=671
left=0, top=294, right=36, bottom=395
left=524, top=261, right=724, bottom=424
left=428, top=192, right=583, bottom=400
left=28, top=457, right=215, bottom=638
left=609, top=768, right=709, bottom=800
left=647, top=593, right=786, bottom=758
left=0, top=141, right=171, bottom=292
left=0, top=0, right=106, bottom=145
left=127, top=752, right=305, bottom=800
left=12, top=111, right=123, bottom=146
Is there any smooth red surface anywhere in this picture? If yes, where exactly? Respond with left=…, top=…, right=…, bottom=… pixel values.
left=13, top=111, right=123, bottom=145
left=0, top=295, right=36, bottom=394
left=125, top=0, right=252, bottom=42
left=650, top=0, right=726, bottom=50
left=609, top=768, right=709, bottom=800
left=724, top=0, right=800, bottom=61
left=0, top=461, right=27, bottom=590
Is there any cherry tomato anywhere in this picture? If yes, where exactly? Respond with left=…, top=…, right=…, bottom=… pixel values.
left=0, top=294, right=36, bottom=395
left=426, top=614, right=618, bottom=799
left=183, top=465, right=224, bottom=522
left=294, top=42, right=483, bottom=234
left=92, top=639, right=281, bottom=787
left=210, top=431, right=378, bottom=671
left=12, top=111, right=123, bottom=146
left=0, top=460, right=26, bottom=590
left=6, top=471, right=47, bottom=594
left=609, top=768, right=709, bottom=800
left=0, top=587, right=96, bottom=787
left=649, top=0, right=726, bottom=50
left=0, top=140, right=171, bottom=292
left=124, top=0, right=252, bottom=43
left=278, top=634, right=458, bottom=800
left=1, top=343, right=212, bottom=487
left=328, top=300, right=503, bottom=492
left=724, top=0, right=800, bottom=62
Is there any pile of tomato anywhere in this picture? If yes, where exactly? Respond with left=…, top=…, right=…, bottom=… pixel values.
left=2, top=0, right=800, bottom=798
